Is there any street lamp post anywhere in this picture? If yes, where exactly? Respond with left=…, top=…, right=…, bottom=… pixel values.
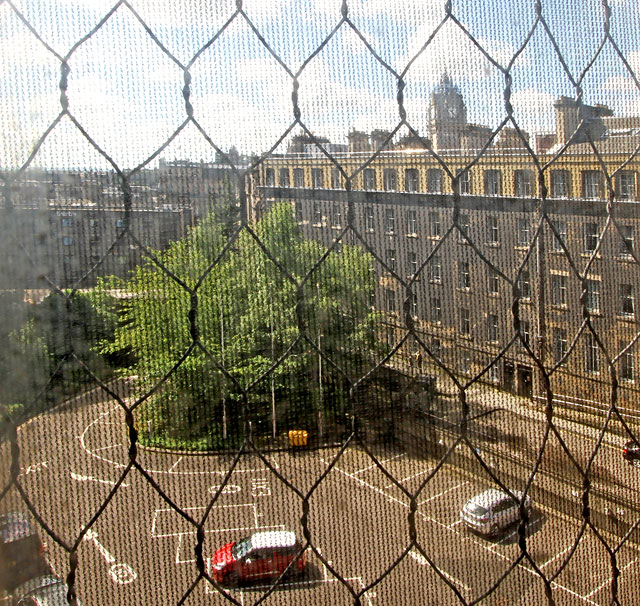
left=220, top=300, right=227, bottom=440
left=269, top=282, right=276, bottom=439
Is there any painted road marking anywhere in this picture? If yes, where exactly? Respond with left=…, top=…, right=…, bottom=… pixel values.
left=151, top=505, right=285, bottom=565
left=71, top=472, right=128, bottom=488
left=584, top=557, right=638, bottom=599
left=409, top=549, right=471, bottom=593
left=208, top=484, right=242, bottom=495
left=353, top=453, right=405, bottom=475
left=152, top=504, right=263, bottom=538
left=169, top=457, right=183, bottom=472
left=251, top=477, right=271, bottom=497
left=203, top=568, right=374, bottom=604
left=80, top=405, right=280, bottom=474
left=94, top=444, right=123, bottom=452
left=417, top=481, right=469, bottom=506
left=538, top=544, right=574, bottom=570
left=385, top=466, right=435, bottom=489
left=323, top=458, right=593, bottom=604
left=78, top=404, right=280, bottom=476
left=23, top=461, right=49, bottom=474
left=84, top=529, right=137, bottom=585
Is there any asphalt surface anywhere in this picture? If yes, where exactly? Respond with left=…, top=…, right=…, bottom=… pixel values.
left=1, top=383, right=640, bottom=605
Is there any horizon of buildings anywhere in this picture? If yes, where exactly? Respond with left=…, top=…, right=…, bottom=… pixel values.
left=1, top=77, right=639, bottom=412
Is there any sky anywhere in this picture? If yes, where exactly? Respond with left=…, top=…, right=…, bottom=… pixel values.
left=1, top=0, right=639, bottom=170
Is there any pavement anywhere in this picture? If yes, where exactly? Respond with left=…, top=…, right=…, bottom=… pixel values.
left=1, top=380, right=640, bottom=605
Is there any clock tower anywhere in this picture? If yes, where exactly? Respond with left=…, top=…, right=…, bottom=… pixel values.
left=428, top=73, right=467, bottom=151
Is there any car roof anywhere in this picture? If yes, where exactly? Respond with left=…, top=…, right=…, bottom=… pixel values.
left=468, top=489, right=523, bottom=508
left=13, top=576, right=61, bottom=600
left=249, top=531, right=297, bottom=549
left=0, top=511, right=34, bottom=543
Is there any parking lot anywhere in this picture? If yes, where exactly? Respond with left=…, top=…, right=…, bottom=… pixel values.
left=2, top=397, right=640, bottom=605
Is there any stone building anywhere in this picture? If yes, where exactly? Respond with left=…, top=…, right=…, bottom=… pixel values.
left=253, top=83, right=640, bottom=411
left=0, top=157, right=245, bottom=289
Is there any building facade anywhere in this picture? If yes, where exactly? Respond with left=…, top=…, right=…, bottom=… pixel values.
left=1, top=157, right=245, bottom=289
left=254, top=80, right=640, bottom=410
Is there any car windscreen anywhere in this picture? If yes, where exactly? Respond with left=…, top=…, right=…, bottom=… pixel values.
left=466, top=503, right=488, bottom=516
left=231, top=537, right=252, bottom=560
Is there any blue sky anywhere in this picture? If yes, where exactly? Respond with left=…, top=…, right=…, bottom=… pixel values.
left=1, top=0, right=638, bottom=169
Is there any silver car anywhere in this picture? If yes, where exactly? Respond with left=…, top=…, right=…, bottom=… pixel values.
left=460, top=489, right=531, bottom=536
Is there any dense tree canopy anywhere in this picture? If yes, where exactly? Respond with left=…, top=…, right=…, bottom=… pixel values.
left=99, top=202, right=382, bottom=449
left=0, top=289, right=117, bottom=425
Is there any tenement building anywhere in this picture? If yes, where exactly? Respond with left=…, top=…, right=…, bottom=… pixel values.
left=0, top=157, right=244, bottom=289
left=253, top=77, right=640, bottom=410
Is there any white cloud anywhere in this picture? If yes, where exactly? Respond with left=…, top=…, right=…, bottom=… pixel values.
left=1, top=0, right=634, bottom=169
left=402, top=21, right=523, bottom=85
left=601, top=51, right=640, bottom=115
left=627, top=50, right=640, bottom=75
left=604, top=75, right=639, bottom=92
left=510, top=88, right=556, bottom=134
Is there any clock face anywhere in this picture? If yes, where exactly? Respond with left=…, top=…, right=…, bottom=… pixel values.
left=447, top=105, right=458, bottom=119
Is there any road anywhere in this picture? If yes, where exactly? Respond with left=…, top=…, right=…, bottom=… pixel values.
left=1, top=383, right=640, bottom=605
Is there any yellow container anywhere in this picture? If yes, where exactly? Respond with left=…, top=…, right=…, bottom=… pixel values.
left=288, top=430, right=308, bottom=447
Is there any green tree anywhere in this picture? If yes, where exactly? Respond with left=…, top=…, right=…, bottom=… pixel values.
left=100, top=202, right=381, bottom=449
left=0, top=288, right=122, bottom=429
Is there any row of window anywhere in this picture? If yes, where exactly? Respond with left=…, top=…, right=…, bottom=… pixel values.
left=306, top=202, right=636, bottom=256
left=404, top=332, right=634, bottom=381
left=553, top=331, right=634, bottom=379
left=61, top=218, right=127, bottom=228
left=384, top=256, right=634, bottom=318
left=386, top=296, right=635, bottom=380
left=268, top=167, right=637, bottom=199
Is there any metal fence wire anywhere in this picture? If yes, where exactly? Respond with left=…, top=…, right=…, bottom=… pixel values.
left=1, top=1, right=640, bottom=604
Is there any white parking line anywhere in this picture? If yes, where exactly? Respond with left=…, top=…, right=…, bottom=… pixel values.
left=175, top=525, right=286, bottom=564
left=168, top=457, right=183, bottom=472
left=79, top=405, right=280, bottom=474
left=584, top=557, right=638, bottom=599
left=384, top=467, right=435, bottom=490
left=151, top=504, right=262, bottom=539
left=549, top=581, right=600, bottom=605
left=408, top=549, right=472, bottom=592
left=489, top=527, right=519, bottom=550
left=417, top=481, right=469, bottom=507
left=319, top=457, right=408, bottom=508
left=353, top=453, right=405, bottom=475
left=538, top=544, right=573, bottom=569
left=324, top=458, right=603, bottom=604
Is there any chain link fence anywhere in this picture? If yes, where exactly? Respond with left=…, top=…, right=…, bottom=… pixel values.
left=1, top=1, right=640, bottom=604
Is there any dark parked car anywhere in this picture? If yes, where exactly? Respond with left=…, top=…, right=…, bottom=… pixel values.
left=210, top=530, right=306, bottom=586
left=0, top=512, right=46, bottom=592
left=11, top=574, right=82, bottom=606
left=623, top=440, right=640, bottom=467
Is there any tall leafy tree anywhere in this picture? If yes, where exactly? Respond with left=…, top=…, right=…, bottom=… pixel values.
left=0, top=289, right=118, bottom=425
left=100, top=202, right=381, bottom=449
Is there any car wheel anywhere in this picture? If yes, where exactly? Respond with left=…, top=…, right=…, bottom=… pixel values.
left=490, top=524, right=500, bottom=536
left=632, top=459, right=640, bottom=468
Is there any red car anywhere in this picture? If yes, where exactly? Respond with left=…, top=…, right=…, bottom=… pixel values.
left=623, top=440, right=640, bottom=467
left=210, top=531, right=306, bottom=586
